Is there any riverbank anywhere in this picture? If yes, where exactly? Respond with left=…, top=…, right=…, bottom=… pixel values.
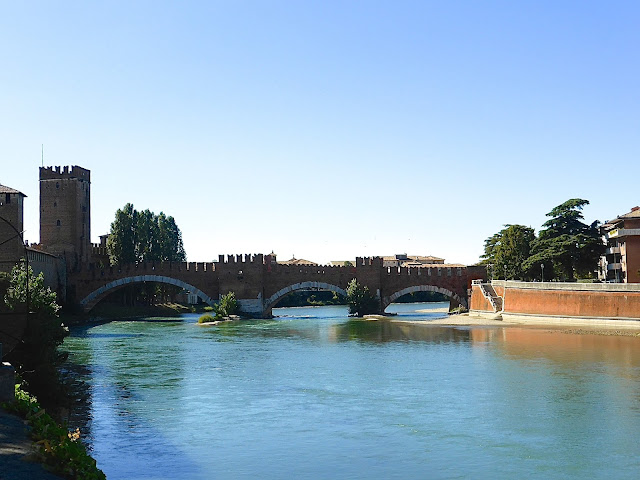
left=395, top=312, right=640, bottom=337
left=0, top=409, right=64, bottom=480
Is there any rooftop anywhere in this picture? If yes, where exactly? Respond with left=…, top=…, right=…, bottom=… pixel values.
left=602, top=206, right=640, bottom=228
left=278, top=257, right=318, bottom=266
left=0, top=184, right=26, bottom=196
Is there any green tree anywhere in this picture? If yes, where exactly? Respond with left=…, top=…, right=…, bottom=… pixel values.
left=2, top=263, right=68, bottom=406
left=106, top=203, right=137, bottom=265
left=345, top=279, right=379, bottom=316
left=214, top=291, right=238, bottom=318
left=4, top=263, right=61, bottom=316
left=106, top=204, right=186, bottom=265
left=524, top=198, right=604, bottom=281
left=481, top=224, right=536, bottom=280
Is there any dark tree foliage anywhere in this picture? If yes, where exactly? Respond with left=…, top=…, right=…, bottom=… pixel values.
left=481, top=224, right=536, bottom=280
left=346, top=279, right=379, bottom=316
left=523, top=199, right=604, bottom=281
left=2, top=263, right=68, bottom=407
left=107, top=203, right=186, bottom=265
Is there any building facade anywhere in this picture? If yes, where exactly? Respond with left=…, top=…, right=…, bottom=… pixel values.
left=39, top=166, right=91, bottom=271
left=382, top=254, right=445, bottom=268
left=0, top=185, right=27, bottom=272
left=599, top=206, right=640, bottom=283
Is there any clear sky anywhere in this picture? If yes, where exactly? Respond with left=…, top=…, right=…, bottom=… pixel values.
left=1, top=1, right=639, bottom=265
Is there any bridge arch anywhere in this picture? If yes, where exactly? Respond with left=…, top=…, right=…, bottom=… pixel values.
left=79, top=274, right=216, bottom=313
left=264, top=281, right=347, bottom=314
left=383, top=285, right=467, bottom=310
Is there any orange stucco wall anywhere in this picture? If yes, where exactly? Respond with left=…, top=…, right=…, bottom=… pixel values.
left=470, top=285, right=505, bottom=312
left=504, top=288, right=640, bottom=318
left=471, top=284, right=640, bottom=319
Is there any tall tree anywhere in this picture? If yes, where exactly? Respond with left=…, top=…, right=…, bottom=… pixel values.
left=481, top=224, right=536, bottom=280
left=523, top=199, right=604, bottom=281
left=106, top=203, right=137, bottom=265
left=106, top=204, right=186, bottom=265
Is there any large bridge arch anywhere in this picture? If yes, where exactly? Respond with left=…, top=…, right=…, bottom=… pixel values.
left=79, top=274, right=216, bottom=313
left=264, top=281, right=347, bottom=316
left=383, top=285, right=467, bottom=311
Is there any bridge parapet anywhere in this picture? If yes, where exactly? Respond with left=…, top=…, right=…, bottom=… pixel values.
left=217, top=254, right=265, bottom=264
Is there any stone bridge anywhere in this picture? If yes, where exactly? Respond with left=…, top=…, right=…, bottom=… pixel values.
left=70, top=254, right=487, bottom=317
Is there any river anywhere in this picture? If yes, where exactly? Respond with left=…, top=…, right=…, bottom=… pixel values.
left=63, top=302, right=640, bottom=479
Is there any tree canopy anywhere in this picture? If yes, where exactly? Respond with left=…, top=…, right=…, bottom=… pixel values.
left=523, top=199, right=604, bottom=281
left=106, top=203, right=186, bottom=265
left=3, top=262, right=61, bottom=316
left=481, top=199, right=604, bottom=281
left=345, top=279, right=379, bottom=316
left=481, top=224, right=535, bottom=280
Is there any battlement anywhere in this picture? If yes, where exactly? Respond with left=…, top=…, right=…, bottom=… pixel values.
left=39, top=165, right=91, bottom=182
left=355, top=256, right=383, bottom=267
left=216, top=254, right=265, bottom=264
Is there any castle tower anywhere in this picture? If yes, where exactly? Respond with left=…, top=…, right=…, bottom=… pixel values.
left=0, top=184, right=27, bottom=272
left=39, top=166, right=91, bottom=270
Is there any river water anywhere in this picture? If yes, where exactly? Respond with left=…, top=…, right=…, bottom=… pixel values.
left=63, top=303, right=640, bottom=479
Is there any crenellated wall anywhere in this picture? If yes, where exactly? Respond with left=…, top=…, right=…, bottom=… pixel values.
left=70, top=254, right=487, bottom=317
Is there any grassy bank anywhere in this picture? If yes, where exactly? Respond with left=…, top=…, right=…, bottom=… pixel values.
left=3, top=384, right=105, bottom=479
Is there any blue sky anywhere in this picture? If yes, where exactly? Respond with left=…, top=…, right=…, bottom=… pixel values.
left=1, top=1, right=639, bottom=265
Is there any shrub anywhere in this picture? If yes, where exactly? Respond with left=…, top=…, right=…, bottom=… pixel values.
left=216, top=292, right=238, bottom=317
left=198, top=314, right=216, bottom=324
left=345, top=279, right=379, bottom=316
left=4, top=384, right=106, bottom=480
left=203, top=306, right=214, bottom=312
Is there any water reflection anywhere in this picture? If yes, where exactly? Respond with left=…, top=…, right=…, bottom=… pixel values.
left=63, top=304, right=640, bottom=480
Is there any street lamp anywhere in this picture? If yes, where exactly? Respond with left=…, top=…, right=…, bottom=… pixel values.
left=541, top=263, right=544, bottom=282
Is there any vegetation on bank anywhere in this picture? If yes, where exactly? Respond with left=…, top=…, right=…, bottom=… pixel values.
left=1, top=264, right=104, bottom=478
left=3, top=383, right=105, bottom=480
left=345, top=279, right=379, bottom=317
left=481, top=198, right=605, bottom=281
left=1, top=263, right=69, bottom=407
left=198, top=292, right=238, bottom=323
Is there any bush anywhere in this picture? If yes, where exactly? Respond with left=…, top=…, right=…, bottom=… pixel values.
left=216, top=291, right=238, bottom=317
left=4, top=384, right=106, bottom=479
left=198, top=314, right=216, bottom=324
left=203, top=306, right=214, bottom=312
left=345, top=279, right=379, bottom=316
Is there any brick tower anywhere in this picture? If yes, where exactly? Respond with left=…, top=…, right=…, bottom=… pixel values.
left=0, top=184, right=27, bottom=272
left=39, top=166, right=91, bottom=271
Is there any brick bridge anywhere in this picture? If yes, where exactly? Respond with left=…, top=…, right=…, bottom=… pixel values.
left=70, top=254, right=487, bottom=317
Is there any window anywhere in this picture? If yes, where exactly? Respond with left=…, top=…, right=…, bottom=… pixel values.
left=5, top=193, right=10, bottom=204
left=54, top=201, right=57, bottom=207
left=56, top=182, right=59, bottom=189
left=56, top=220, right=61, bottom=226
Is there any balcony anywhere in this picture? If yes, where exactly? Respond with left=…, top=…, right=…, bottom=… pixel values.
left=607, top=263, right=623, bottom=271
left=606, top=228, right=640, bottom=239
left=606, top=246, right=621, bottom=255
